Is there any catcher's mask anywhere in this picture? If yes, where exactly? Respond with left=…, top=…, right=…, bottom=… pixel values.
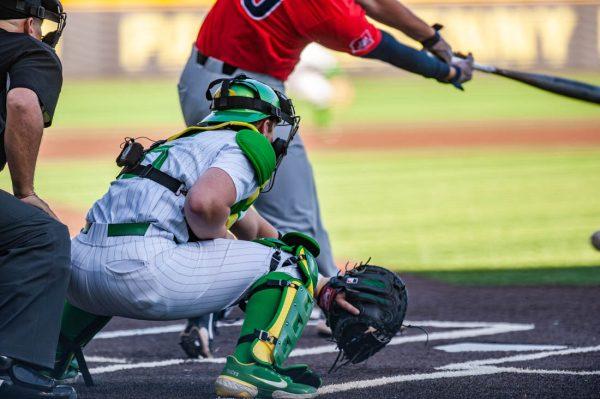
left=203, top=74, right=300, bottom=192
left=0, top=0, right=67, bottom=47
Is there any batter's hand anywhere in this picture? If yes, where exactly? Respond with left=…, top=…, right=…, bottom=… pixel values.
left=20, top=193, right=60, bottom=221
left=445, top=53, right=474, bottom=90
left=421, top=24, right=453, bottom=64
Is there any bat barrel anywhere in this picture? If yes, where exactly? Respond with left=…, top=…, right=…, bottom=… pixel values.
left=495, top=69, right=600, bottom=105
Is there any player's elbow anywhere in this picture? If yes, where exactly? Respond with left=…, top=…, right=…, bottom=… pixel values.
left=355, top=0, right=375, bottom=11
left=7, top=88, right=42, bottom=120
left=355, top=0, right=382, bottom=15
left=185, top=194, right=229, bottom=222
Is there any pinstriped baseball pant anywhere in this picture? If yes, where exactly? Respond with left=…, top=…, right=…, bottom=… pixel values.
left=67, top=224, right=300, bottom=320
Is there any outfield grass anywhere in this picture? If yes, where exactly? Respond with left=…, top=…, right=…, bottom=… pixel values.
left=53, top=73, right=600, bottom=130
left=2, top=147, right=599, bottom=285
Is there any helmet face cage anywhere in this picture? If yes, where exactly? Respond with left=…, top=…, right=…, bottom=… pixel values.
left=205, top=75, right=301, bottom=190
left=40, top=0, right=67, bottom=48
left=7, top=0, right=67, bottom=47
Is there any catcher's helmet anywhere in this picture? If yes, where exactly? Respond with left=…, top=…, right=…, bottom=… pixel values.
left=202, top=75, right=301, bottom=191
left=0, top=0, right=67, bottom=47
left=202, top=75, right=290, bottom=124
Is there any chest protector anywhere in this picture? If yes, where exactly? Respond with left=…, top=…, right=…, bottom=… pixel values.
left=227, top=128, right=276, bottom=227
left=117, top=122, right=276, bottom=231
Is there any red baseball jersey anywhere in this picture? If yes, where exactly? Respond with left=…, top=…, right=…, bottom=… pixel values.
left=196, top=0, right=382, bottom=81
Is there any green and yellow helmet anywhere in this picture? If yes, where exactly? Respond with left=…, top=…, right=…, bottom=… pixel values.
left=201, top=75, right=301, bottom=188
left=202, top=75, right=284, bottom=124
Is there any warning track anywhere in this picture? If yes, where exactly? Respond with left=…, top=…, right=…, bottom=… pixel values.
left=40, top=120, right=600, bottom=160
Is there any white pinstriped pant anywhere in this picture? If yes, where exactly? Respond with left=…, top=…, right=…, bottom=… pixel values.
left=67, top=223, right=299, bottom=320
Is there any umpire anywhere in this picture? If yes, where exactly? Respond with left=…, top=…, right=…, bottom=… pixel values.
left=0, top=1, right=76, bottom=398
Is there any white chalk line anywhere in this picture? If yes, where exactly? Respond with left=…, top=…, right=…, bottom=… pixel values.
left=90, top=357, right=225, bottom=374
left=434, top=342, right=568, bottom=353
left=95, top=319, right=529, bottom=340
left=487, top=366, right=600, bottom=376
left=318, top=367, right=501, bottom=395
left=318, top=363, right=600, bottom=396
left=90, top=321, right=533, bottom=374
left=86, top=356, right=128, bottom=364
left=438, top=345, right=600, bottom=370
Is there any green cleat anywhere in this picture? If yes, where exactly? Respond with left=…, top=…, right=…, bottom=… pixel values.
left=56, top=358, right=81, bottom=384
left=41, top=358, right=80, bottom=384
left=215, top=356, right=318, bottom=399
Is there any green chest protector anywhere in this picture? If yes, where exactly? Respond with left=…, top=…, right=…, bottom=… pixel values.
left=116, top=123, right=276, bottom=230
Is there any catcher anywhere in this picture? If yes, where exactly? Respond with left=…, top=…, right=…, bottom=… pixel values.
left=50, top=75, right=407, bottom=398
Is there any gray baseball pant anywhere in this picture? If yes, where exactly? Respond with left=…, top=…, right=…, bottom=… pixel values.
left=0, top=189, right=71, bottom=369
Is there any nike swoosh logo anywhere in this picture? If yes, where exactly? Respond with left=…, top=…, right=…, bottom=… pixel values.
left=253, top=376, right=288, bottom=389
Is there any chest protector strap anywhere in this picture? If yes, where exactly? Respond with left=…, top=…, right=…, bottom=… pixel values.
left=117, top=124, right=275, bottom=214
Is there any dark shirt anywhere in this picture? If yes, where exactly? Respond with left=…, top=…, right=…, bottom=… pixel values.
left=0, top=28, right=62, bottom=171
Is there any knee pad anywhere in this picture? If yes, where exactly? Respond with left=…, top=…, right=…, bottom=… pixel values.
left=254, top=231, right=319, bottom=295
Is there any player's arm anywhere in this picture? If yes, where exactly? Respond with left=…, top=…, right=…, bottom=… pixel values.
left=362, top=30, right=473, bottom=88
left=356, top=0, right=453, bottom=64
left=356, top=0, right=433, bottom=41
left=229, top=207, right=278, bottom=241
left=5, top=47, right=63, bottom=218
left=185, top=167, right=236, bottom=240
left=5, top=88, right=45, bottom=199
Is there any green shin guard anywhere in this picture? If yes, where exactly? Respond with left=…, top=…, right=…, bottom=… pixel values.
left=218, top=272, right=318, bottom=398
left=54, top=302, right=111, bottom=386
left=233, top=276, right=284, bottom=364
left=217, top=237, right=322, bottom=397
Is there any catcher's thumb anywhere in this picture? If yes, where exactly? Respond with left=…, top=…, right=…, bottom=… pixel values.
left=335, top=292, right=360, bottom=316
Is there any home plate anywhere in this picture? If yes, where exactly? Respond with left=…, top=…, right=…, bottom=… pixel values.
left=434, top=342, right=567, bottom=353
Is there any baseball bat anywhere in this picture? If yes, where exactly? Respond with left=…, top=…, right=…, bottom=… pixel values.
left=473, top=62, right=600, bottom=105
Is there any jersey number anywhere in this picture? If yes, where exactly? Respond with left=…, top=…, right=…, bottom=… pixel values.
left=241, top=0, right=282, bottom=20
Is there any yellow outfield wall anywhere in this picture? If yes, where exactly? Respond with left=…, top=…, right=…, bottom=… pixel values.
left=56, top=1, right=600, bottom=76
left=59, top=0, right=599, bottom=8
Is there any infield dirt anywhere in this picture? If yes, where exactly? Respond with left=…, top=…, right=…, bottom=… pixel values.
left=72, top=274, right=600, bottom=398
left=42, top=120, right=600, bottom=160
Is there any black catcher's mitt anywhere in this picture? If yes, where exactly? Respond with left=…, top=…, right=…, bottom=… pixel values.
left=317, top=264, right=407, bottom=369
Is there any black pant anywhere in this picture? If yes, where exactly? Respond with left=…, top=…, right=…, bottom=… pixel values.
left=0, top=190, right=71, bottom=369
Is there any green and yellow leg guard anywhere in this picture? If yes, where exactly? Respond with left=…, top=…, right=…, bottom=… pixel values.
left=237, top=272, right=313, bottom=367
left=232, top=234, right=321, bottom=386
left=53, top=302, right=111, bottom=386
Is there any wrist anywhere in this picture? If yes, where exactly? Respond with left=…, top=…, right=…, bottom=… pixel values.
left=419, top=28, right=439, bottom=47
left=316, top=276, right=328, bottom=297
left=316, top=280, right=338, bottom=313
left=446, top=66, right=457, bottom=81
left=13, top=189, right=35, bottom=199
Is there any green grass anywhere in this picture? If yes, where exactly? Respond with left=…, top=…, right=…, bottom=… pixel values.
left=2, top=147, right=599, bottom=285
left=52, top=73, right=600, bottom=130
left=311, top=148, right=600, bottom=282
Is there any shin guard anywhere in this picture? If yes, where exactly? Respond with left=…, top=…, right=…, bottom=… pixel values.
left=53, top=302, right=111, bottom=386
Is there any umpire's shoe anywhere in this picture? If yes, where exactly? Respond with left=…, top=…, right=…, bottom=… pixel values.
left=0, top=356, right=76, bottom=398
left=215, top=356, right=317, bottom=398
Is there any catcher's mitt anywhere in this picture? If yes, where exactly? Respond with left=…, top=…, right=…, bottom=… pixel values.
left=317, top=264, right=407, bottom=369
